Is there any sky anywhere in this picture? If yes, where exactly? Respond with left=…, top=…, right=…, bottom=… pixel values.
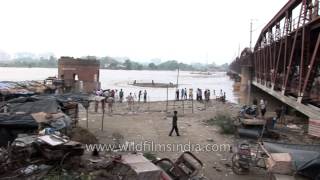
left=0, top=0, right=288, bottom=65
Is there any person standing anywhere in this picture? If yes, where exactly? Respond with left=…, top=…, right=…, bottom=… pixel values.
left=138, top=90, right=142, bottom=102
left=189, top=88, right=193, bottom=100
left=176, top=89, right=179, bottom=101
left=196, top=89, right=200, bottom=101
left=111, top=89, right=115, bottom=98
left=143, top=90, right=147, bottom=103
left=127, top=93, right=134, bottom=111
left=114, top=89, right=119, bottom=102
left=119, top=89, right=124, bottom=103
left=107, top=96, right=114, bottom=113
left=181, top=88, right=184, bottom=100
left=169, top=111, right=180, bottom=136
left=260, top=99, right=267, bottom=118
left=184, top=88, right=187, bottom=100
left=204, top=90, right=207, bottom=101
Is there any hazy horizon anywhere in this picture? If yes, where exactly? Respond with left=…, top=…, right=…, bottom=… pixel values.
left=0, top=0, right=287, bottom=65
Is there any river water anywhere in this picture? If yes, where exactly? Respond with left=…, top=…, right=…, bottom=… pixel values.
left=0, top=67, right=239, bottom=103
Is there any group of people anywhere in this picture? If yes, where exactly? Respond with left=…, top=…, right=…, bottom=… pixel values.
left=175, top=88, right=188, bottom=100
left=94, top=88, right=149, bottom=113
left=175, top=88, right=226, bottom=102
left=95, top=89, right=148, bottom=103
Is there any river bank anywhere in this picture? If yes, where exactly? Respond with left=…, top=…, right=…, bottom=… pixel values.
left=77, top=100, right=268, bottom=180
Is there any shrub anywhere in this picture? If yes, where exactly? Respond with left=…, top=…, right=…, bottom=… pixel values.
left=205, top=112, right=235, bottom=134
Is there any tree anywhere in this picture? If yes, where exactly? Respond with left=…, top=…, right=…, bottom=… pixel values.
left=124, top=59, right=132, bottom=70
left=148, top=63, right=157, bottom=70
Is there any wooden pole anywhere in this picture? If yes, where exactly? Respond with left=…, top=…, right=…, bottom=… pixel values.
left=101, top=100, right=105, bottom=131
left=192, top=98, right=194, bottom=113
left=182, top=99, right=184, bottom=115
left=148, top=96, right=150, bottom=111
left=86, top=108, right=89, bottom=129
left=176, top=67, right=180, bottom=88
left=166, top=85, right=169, bottom=112
left=101, top=110, right=105, bottom=131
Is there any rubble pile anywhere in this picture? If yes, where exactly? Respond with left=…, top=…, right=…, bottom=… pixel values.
left=0, top=93, right=91, bottom=178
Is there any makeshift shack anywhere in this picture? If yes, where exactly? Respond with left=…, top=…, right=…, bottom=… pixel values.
left=0, top=93, right=89, bottom=147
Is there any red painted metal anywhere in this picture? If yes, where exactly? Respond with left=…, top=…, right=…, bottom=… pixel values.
left=229, top=0, right=320, bottom=106
left=301, top=33, right=320, bottom=97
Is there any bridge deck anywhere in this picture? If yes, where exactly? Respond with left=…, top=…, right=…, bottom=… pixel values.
left=252, top=80, right=320, bottom=119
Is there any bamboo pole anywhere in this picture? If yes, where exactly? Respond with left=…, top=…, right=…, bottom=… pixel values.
left=86, top=108, right=89, bottom=129
left=166, top=85, right=169, bottom=112
left=182, top=99, right=184, bottom=115
left=101, top=100, right=105, bottom=131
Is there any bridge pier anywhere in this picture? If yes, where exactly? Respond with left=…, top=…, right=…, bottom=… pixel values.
left=240, top=66, right=252, bottom=92
left=240, top=66, right=252, bottom=104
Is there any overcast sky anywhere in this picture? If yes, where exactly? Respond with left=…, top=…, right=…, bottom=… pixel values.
left=0, top=0, right=288, bottom=64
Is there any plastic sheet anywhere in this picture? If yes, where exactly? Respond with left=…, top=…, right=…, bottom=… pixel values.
left=263, top=141, right=320, bottom=179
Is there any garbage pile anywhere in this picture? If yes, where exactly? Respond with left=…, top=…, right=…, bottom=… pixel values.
left=0, top=133, right=84, bottom=178
left=239, top=105, right=258, bottom=118
left=0, top=94, right=89, bottom=147
left=0, top=93, right=92, bottom=179
left=1, top=143, right=206, bottom=180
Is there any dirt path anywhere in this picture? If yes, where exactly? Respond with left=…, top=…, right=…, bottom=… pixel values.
left=78, top=100, right=268, bottom=180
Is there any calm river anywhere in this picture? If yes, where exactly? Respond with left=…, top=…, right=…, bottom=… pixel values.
left=0, top=67, right=239, bottom=103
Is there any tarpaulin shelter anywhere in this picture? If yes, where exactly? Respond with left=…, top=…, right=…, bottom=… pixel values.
left=0, top=93, right=89, bottom=147
left=263, top=141, right=320, bottom=179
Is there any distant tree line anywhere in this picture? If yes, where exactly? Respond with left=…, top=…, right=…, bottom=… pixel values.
left=99, top=56, right=228, bottom=71
left=0, top=56, right=58, bottom=68
left=0, top=55, right=228, bottom=71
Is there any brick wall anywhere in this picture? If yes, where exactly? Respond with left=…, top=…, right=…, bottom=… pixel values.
left=58, top=57, right=100, bottom=93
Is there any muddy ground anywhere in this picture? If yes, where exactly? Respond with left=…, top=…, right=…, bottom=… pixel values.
left=76, top=100, right=300, bottom=180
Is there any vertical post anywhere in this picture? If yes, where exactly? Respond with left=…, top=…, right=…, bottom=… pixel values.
left=166, top=85, right=169, bottom=112
left=284, top=3, right=305, bottom=93
left=299, top=27, right=306, bottom=98
left=86, top=108, right=89, bottom=129
left=101, top=100, right=105, bottom=131
left=133, top=99, right=135, bottom=112
left=192, top=98, right=194, bottom=113
left=94, top=100, right=98, bottom=113
left=301, top=34, right=320, bottom=99
left=182, top=99, right=184, bottom=115
left=250, top=20, right=253, bottom=50
left=75, top=103, right=79, bottom=127
left=101, top=109, right=105, bottom=131
left=176, top=67, right=180, bottom=88
left=148, top=96, right=150, bottom=111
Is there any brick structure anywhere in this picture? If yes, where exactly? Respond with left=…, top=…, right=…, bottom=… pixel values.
left=58, top=56, right=100, bottom=93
